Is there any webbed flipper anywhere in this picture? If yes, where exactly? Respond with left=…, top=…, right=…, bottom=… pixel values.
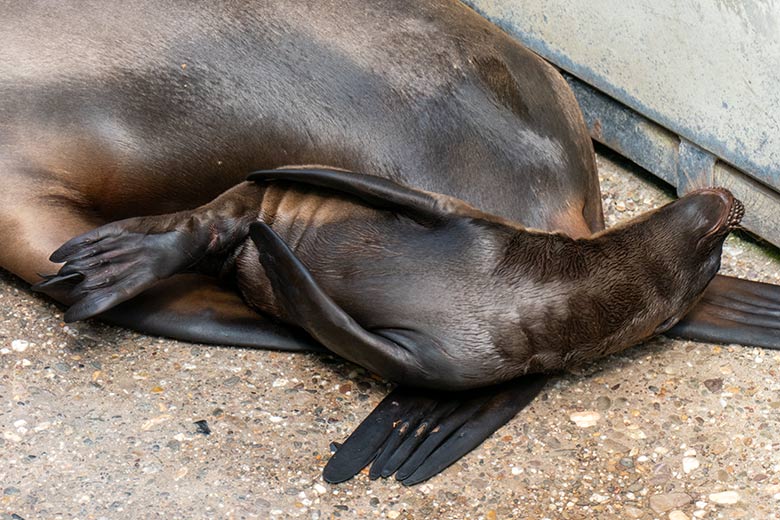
left=34, top=219, right=203, bottom=322
left=248, top=168, right=486, bottom=225
left=324, top=374, right=549, bottom=485
left=248, top=222, right=417, bottom=379
left=18, top=180, right=318, bottom=351
left=669, top=274, right=780, bottom=349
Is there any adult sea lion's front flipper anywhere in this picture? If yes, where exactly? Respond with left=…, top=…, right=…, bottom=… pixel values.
left=324, top=374, right=549, bottom=485
left=38, top=270, right=322, bottom=351
left=103, top=274, right=323, bottom=351
left=669, top=274, right=780, bottom=348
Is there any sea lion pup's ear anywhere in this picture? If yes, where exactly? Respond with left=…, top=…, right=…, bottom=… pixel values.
left=247, top=168, right=485, bottom=225
left=248, top=221, right=418, bottom=381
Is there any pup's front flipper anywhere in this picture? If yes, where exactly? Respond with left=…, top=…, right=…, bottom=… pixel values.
left=248, top=222, right=419, bottom=380
left=669, top=274, right=780, bottom=349
left=323, top=374, right=549, bottom=485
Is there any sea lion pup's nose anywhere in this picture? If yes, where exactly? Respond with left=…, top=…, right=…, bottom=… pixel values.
left=682, top=187, right=743, bottom=235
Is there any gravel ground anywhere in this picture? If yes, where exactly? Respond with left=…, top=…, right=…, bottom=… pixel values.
left=2, top=152, right=780, bottom=520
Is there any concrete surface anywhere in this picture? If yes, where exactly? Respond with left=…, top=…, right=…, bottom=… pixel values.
left=2, top=152, right=780, bottom=520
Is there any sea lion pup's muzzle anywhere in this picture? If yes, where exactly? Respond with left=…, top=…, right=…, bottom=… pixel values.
left=679, top=187, right=744, bottom=246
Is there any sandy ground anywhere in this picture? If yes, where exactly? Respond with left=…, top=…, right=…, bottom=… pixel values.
left=1, top=151, right=779, bottom=520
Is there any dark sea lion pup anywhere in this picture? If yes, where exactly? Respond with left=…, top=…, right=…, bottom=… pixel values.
left=38, top=170, right=742, bottom=388
left=37, top=167, right=745, bottom=480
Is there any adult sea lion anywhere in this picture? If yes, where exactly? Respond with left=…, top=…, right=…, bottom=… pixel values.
left=1, top=0, right=777, bottom=485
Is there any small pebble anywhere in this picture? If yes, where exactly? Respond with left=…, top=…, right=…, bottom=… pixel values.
left=668, top=511, right=689, bottom=520
left=11, top=340, right=28, bottom=352
left=682, top=457, right=700, bottom=474
left=649, top=492, right=692, bottom=513
left=194, top=420, right=211, bottom=435
left=33, top=422, right=50, bottom=432
left=708, top=491, right=740, bottom=504
left=625, top=427, right=646, bottom=440
left=569, top=411, right=601, bottom=427
left=223, top=376, right=240, bottom=386
left=387, top=511, right=400, bottom=519
left=3, top=432, right=22, bottom=442
left=703, top=378, right=723, bottom=393
left=140, top=414, right=171, bottom=431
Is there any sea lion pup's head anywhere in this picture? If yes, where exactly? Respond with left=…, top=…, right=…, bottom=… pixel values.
left=495, top=187, right=744, bottom=370
left=244, top=170, right=743, bottom=389
left=596, top=186, right=743, bottom=333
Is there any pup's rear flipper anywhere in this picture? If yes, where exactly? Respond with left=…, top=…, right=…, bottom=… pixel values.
left=669, top=274, right=780, bottom=349
left=323, top=374, right=549, bottom=485
left=21, top=179, right=321, bottom=352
